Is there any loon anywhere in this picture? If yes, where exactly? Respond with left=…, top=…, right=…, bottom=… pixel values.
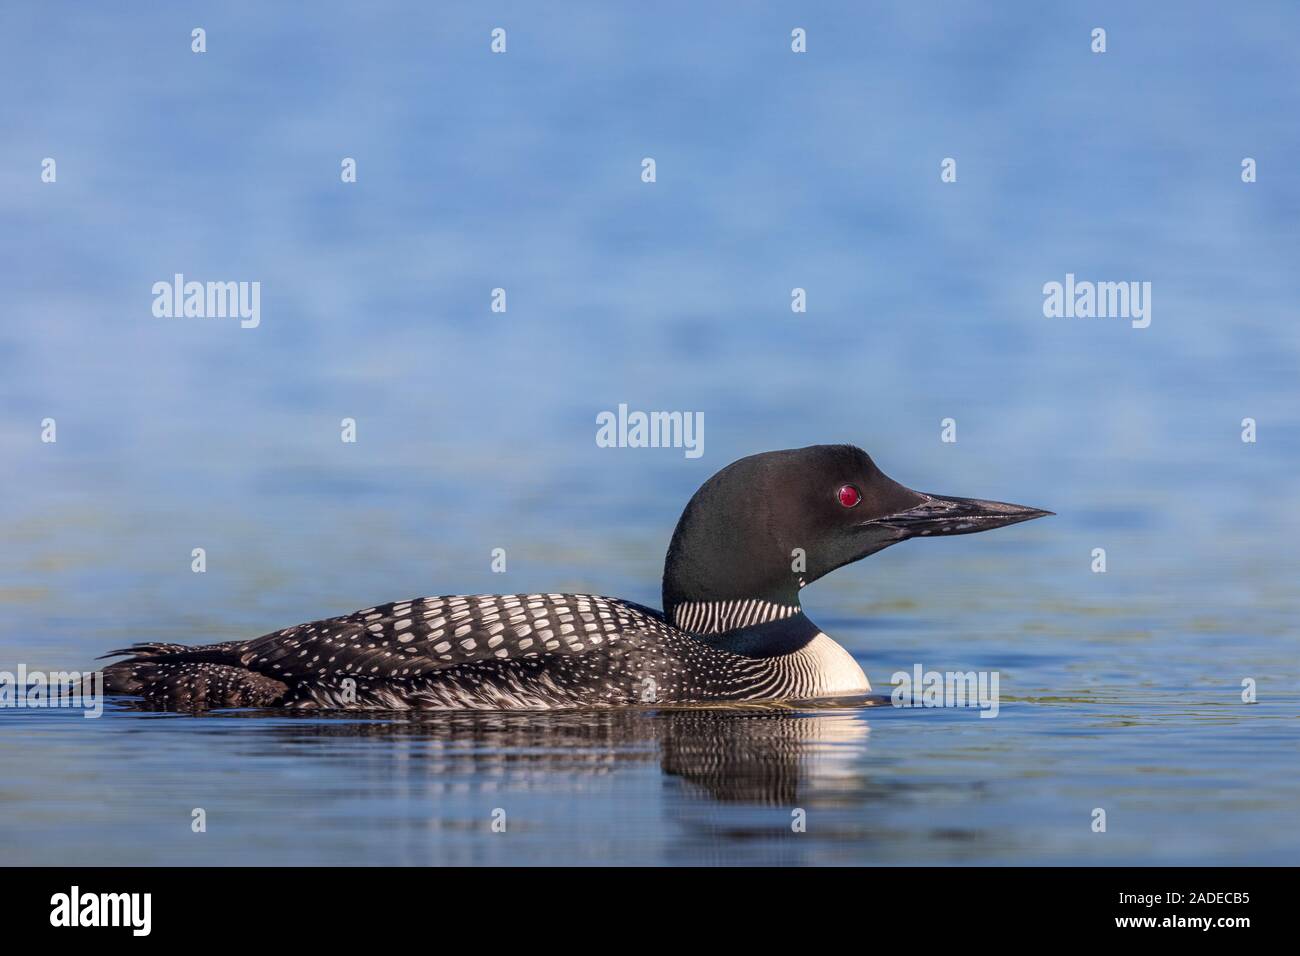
left=101, top=444, right=1049, bottom=711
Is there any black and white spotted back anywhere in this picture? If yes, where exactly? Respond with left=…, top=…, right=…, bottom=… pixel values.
left=242, top=593, right=668, bottom=676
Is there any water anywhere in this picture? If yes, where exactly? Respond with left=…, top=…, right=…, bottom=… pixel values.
left=2, top=2, right=1298, bottom=865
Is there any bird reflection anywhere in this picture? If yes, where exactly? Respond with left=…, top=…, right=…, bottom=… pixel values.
left=656, top=706, right=875, bottom=804
left=117, top=698, right=885, bottom=806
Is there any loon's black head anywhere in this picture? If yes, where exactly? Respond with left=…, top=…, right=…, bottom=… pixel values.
left=662, top=444, right=1051, bottom=622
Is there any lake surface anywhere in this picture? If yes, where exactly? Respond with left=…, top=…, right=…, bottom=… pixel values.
left=3, top=488, right=1296, bottom=866
left=2, top=3, right=1298, bottom=865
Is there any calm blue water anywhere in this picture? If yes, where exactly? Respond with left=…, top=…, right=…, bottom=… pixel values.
left=2, top=2, right=1298, bottom=865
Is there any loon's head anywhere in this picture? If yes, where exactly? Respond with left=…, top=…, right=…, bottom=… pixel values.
left=662, top=444, right=1050, bottom=622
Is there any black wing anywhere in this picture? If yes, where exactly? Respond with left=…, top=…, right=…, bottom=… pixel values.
left=236, top=593, right=671, bottom=683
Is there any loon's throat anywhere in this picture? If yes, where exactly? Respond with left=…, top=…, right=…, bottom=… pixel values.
left=670, top=599, right=802, bottom=639
left=672, top=602, right=818, bottom=657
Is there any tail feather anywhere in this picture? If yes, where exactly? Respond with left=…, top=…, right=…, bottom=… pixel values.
left=98, top=642, right=192, bottom=661
left=100, top=640, right=286, bottom=711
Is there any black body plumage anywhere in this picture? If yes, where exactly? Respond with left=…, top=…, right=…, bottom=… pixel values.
left=104, top=595, right=837, bottom=710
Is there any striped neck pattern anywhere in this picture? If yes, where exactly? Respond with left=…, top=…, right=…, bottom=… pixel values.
left=670, top=599, right=801, bottom=636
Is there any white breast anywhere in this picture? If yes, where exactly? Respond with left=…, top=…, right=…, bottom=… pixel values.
left=785, top=633, right=871, bottom=697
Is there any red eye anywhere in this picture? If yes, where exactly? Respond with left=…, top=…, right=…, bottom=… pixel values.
left=838, top=484, right=861, bottom=508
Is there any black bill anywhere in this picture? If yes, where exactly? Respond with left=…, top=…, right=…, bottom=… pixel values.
left=869, top=493, right=1053, bottom=538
